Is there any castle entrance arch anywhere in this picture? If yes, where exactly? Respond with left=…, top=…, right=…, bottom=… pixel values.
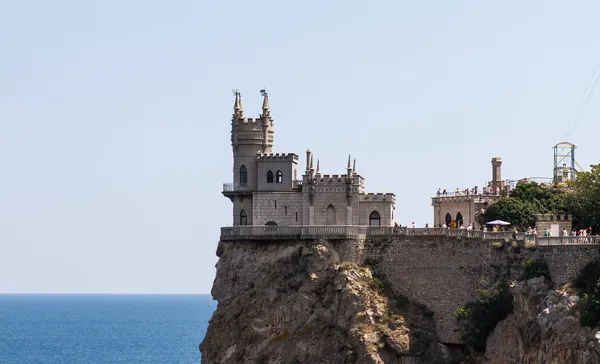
left=456, top=212, right=463, bottom=228
left=445, top=213, right=452, bottom=227
left=326, top=205, right=336, bottom=225
left=265, top=221, right=277, bottom=226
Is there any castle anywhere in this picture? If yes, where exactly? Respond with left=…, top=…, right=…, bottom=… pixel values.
left=222, top=90, right=395, bottom=227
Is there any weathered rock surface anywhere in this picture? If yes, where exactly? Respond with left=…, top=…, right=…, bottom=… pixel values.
left=201, top=239, right=600, bottom=363
left=483, top=277, right=600, bottom=364
left=200, top=240, right=459, bottom=364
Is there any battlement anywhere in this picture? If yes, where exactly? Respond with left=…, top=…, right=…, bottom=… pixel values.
left=362, top=192, right=395, bottom=201
left=256, top=153, right=299, bottom=161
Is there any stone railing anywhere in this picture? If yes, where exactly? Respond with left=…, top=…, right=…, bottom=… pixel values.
left=534, top=236, right=600, bottom=246
left=221, top=225, right=367, bottom=240
left=220, top=225, right=600, bottom=245
left=222, top=183, right=252, bottom=193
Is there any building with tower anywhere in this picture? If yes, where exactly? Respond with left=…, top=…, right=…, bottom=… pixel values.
left=222, top=90, right=396, bottom=227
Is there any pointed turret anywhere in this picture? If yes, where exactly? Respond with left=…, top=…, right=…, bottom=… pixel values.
left=233, top=90, right=243, bottom=116
left=261, top=92, right=270, bottom=112
left=347, top=154, right=351, bottom=169
left=316, top=159, right=320, bottom=174
left=353, top=158, right=357, bottom=174
left=346, top=154, right=352, bottom=179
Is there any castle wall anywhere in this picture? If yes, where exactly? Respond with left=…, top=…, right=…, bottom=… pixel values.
left=364, top=236, right=600, bottom=344
left=233, top=195, right=253, bottom=226
left=256, top=154, right=298, bottom=192
left=358, top=194, right=395, bottom=226
left=252, top=192, right=303, bottom=226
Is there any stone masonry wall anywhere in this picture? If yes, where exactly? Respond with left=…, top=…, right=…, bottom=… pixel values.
left=252, top=192, right=303, bottom=226
left=363, top=236, right=600, bottom=344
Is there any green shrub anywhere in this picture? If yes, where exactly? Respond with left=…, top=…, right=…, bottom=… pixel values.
left=582, top=281, right=600, bottom=327
left=523, top=258, right=550, bottom=280
left=575, top=260, right=600, bottom=327
left=369, top=276, right=384, bottom=294
left=491, top=241, right=503, bottom=249
left=453, top=281, right=513, bottom=352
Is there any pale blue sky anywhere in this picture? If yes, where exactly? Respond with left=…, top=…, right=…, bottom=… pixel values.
left=1, top=1, right=599, bottom=293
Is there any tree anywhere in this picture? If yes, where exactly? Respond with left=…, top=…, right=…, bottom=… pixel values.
left=509, top=181, right=567, bottom=214
left=483, top=197, right=538, bottom=230
left=564, top=164, right=600, bottom=234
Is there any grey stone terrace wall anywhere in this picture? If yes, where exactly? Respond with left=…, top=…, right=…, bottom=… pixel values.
left=363, top=236, right=600, bottom=344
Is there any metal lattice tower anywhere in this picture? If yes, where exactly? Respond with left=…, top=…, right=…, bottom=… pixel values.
left=553, top=142, right=577, bottom=184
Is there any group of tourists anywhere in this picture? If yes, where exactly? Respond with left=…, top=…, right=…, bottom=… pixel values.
left=524, top=226, right=594, bottom=237
left=436, top=186, right=500, bottom=197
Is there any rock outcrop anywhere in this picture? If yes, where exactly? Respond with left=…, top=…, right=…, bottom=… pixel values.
left=483, top=277, right=600, bottom=364
left=201, top=239, right=600, bottom=363
left=200, top=240, right=460, bottom=364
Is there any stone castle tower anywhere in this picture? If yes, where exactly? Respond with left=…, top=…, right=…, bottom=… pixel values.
left=223, top=90, right=395, bottom=227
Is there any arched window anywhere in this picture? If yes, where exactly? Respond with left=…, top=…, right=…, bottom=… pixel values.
left=265, top=221, right=277, bottom=226
left=369, top=211, right=381, bottom=226
left=240, top=209, right=247, bottom=226
left=445, top=213, right=452, bottom=226
left=276, top=170, right=283, bottom=183
left=326, top=204, right=336, bottom=225
left=456, top=212, right=463, bottom=227
left=266, top=170, right=274, bottom=183
left=240, top=165, right=247, bottom=185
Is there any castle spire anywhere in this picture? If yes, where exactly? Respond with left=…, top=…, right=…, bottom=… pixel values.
left=261, top=89, right=270, bottom=112
left=353, top=158, right=357, bottom=174
left=310, top=154, right=314, bottom=169
left=316, top=159, right=320, bottom=174
left=347, top=154, right=351, bottom=169
left=233, top=89, right=243, bottom=116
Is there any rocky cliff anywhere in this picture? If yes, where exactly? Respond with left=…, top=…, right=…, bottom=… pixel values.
left=483, top=277, right=600, bottom=364
left=200, top=240, right=600, bottom=364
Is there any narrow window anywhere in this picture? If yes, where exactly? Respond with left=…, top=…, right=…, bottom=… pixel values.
left=240, top=209, right=247, bottom=226
left=276, top=170, right=283, bottom=183
left=240, top=165, right=247, bottom=185
left=274, top=200, right=277, bottom=209
left=285, top=206, right=288, bottom=215
left=295, top=210, right=298, bottom=221
left=266, top=170, right=274, bottom=183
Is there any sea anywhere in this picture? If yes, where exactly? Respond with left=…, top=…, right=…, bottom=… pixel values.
left=0, top=294, right=217, bottom=364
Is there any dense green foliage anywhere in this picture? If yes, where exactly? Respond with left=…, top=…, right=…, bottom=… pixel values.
left=484, top=198, right=538, bottom=230
left=564, top=164, right=600, bottom=234
left=574, top=260, right=600, bottom=327
left=523, top=258, right=550, bottom=280
left=453, top=282, right=513, bottom=352
left=582, top=280, right=600, bottom=327
left=483, top=181, right=568, bottom=230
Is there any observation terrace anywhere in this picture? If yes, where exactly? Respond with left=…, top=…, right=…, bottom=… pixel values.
left=220, top=226, right=600, bottom=245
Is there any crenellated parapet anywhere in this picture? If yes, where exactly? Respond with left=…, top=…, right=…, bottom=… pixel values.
left=362, top=193, right=395, bottom=202
left=256, top=153, right=299, bottom=161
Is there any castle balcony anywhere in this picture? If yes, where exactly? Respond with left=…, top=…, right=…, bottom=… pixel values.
left=222, top=183, right=253, bottom=199
left=431, top=193, right=500, bottom=205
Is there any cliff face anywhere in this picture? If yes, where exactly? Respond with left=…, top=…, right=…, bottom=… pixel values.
left=200, top=240, right=461, bottom=364
left=483, top=277, right=600, bottom=364
left=201, top=239, right=600, bottom=364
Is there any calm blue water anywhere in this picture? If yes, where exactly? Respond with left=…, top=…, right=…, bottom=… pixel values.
left=0, top=294, right=216, bottom=364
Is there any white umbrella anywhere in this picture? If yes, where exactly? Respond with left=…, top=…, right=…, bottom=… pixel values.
left=486, top=220, right=511, bottom=226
